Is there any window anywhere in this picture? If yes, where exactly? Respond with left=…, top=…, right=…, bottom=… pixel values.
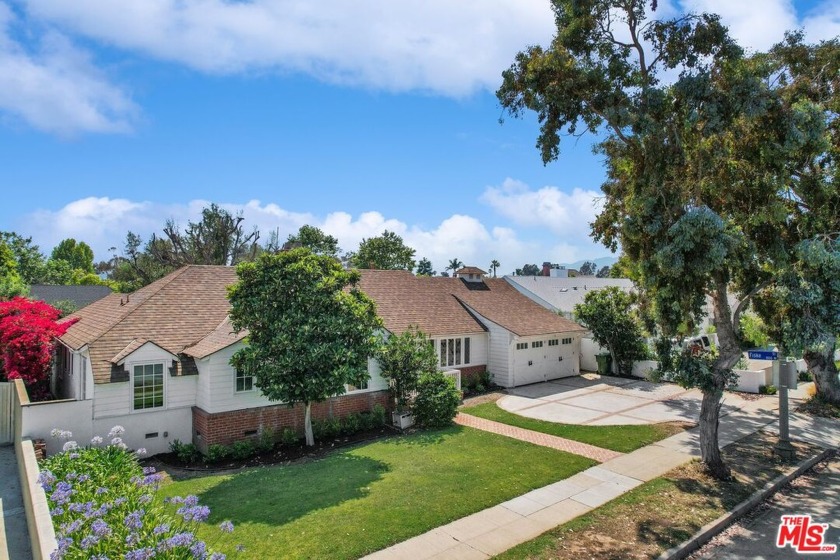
left=562, top=337, right=573, bottom=345
left=516, top=342, right=528, bottom=350
left=235, top=368, right=254, bottom=392
left=531, top=341, right=543, bottom=349
left=548, top=339, right=559, bottom=346
left=346, top=379, right=370, bottom=392
left=439, top=337, right=471, bottom=367
left=133, top=363, right=164, bottom=411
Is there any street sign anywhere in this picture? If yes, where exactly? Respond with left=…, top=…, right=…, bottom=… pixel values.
left=748, top=350, right=779, bottom=360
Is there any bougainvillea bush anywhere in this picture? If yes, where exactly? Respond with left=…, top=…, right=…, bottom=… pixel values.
left=40, top=427, right=238, bottom=560
left=0, top=297, right=76, bottom=396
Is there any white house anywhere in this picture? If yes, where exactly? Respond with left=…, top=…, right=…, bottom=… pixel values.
left=29, top=265, right=585, bottom=457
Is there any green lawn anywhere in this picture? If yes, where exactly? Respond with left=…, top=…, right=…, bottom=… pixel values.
left=160, top=426, right=594, bottom=559
left=462, top=402, right=686, bottom=453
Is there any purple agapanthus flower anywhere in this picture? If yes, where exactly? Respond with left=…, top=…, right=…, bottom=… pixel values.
left=50, top=507, right=64, bottom=517
left=124, top=547, right=155, bottom=560
left=152, top=523, right=170, bottom=536
left=108, top=425, right=125, bottom=438
left=177, top=505, right=211, bottom=523
left=96, top=487, right=108, bottom=495
left=167, top=532, right=195, bottom=548
left=208, top=554, right=226, bottom=560
left=190, top=540, right=207, bottom=560
left=91, top=519, right=111, bottom=537
left=90, top=435, right=104, bottom=445
left=218, top=521, right=234, bottom=533
left=80, top=535, right=100, bottom=550
left=124, top=510, right=144, bottom=530
left=38, top=470, right=56, bottom=491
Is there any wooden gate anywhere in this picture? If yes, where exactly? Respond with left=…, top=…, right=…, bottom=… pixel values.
left=0, top=382, right=13, bottom=444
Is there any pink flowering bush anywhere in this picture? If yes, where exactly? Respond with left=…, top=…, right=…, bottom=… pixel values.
left=40, top=427, right=239, bottom=560
left=0, top=297, right=77, bottom=398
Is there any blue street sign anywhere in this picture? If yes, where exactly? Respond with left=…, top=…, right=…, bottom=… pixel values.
left=748, top=350, right=779, bottom=360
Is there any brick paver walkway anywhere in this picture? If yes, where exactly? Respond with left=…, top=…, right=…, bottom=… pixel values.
left=455, top=412, right=623, bottom=463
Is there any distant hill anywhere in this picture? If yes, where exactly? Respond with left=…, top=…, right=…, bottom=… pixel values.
left=562, top=256, right=618, bottom=270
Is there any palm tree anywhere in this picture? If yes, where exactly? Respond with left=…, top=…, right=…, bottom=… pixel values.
left=489, top=259, right=500, bottom=278
left=446, top=258, right=463, bottom=274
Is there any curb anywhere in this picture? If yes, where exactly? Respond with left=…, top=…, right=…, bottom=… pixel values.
left=657, top=447, right=836, bottom=560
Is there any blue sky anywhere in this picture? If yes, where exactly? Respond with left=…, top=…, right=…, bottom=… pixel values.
left=1, top=0, right=837, bottom=274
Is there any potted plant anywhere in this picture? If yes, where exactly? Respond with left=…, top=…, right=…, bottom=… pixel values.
left=375, top=326, right=438, bottom=429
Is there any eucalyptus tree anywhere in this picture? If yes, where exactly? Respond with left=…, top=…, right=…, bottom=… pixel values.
left=498, top=0, right=822, bottom=478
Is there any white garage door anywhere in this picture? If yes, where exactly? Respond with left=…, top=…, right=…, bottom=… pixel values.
left=513, top=337, right=578, bottom=386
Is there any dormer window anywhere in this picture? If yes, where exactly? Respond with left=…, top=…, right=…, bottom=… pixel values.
left=454, top=266, right=487, bottom=283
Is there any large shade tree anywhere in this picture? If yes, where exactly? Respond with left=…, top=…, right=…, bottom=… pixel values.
left=228, top=248, right=382, bottom=446
left=284, top=225, right=341, bottom=258
left=498, top=0, right=822, bottom=478
left=351, top=230, right=416, bottom=271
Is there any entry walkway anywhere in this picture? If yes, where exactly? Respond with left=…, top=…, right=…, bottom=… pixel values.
left=0, top=445, right=32, bottom=560
left=365, top=400, right=839, bottom=559
left=455, top=413, right=622, bottom=463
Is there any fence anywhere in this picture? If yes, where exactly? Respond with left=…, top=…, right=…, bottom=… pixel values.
left=0, top=382, right=12, bottom=444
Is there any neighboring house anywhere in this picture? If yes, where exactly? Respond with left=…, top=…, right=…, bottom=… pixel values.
left=358, top=268, right=587, bottom=389
left=29, top=284, right=112, bottom=309
left=506, top=275, right=728, bottom=333
left=505, top=276, right=634, bottom=319
left=43, top=264, right=585, bottom=457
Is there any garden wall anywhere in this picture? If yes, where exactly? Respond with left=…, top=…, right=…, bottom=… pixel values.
left=732, top=368, right=773, bottom=394
left=12, top=380, right=57, bottom=560
left=192, top=389, right=391, bottom=453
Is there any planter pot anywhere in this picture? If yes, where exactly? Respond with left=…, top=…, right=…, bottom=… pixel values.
left=392, top=411, right=415, bottom=429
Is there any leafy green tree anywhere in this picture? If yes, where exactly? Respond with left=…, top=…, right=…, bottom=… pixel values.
left=285, top=225, right=341, bottom=258
left=446, top=258, right=463, bottom=275
left=497, top=0, right=820, bottom=478
left=519, top=264, right=540, bottom=276
left=0, top=232, right=47, bottom=284
left=352, top=230, right=416, bottom=271
left=51, top=238, right=95, bottom=273
left=415, top=257, right=435, bottom=276
left=579, top=261, right=596, bottom=276
left=574, top=287, right=647, bottom=377
left=0, top=240, right=27, bottom=299
left=375, top=326, right=437, bottom=412
left=738, top=312, right=771, bottom=349
left=489, top=259, right=500, bottom=278
left=151, top=203, right=259, bottom=267
left=596, top=266, right=611, bottom=278
left=228, top=248, right=382, bottom=446
left=757, top=237, right=840, bottom=404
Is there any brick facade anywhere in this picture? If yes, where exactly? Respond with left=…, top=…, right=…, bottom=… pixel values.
left=192, top=390, right=391, bottom=452
left=456, top=364, right=487, bottom=387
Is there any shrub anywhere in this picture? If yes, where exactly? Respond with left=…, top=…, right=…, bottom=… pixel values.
left=343, top=412, right=362, bottom=435
left=371, top=403, right=387, bottom=427
left=413, top=372, right=461, bottom=427
left=279, top=427, right=299, bottom=446
left=323, top=417, right=342, bottom=439
left=206, top=444, right=230, bottom=463
left=256, top=427, right=275, bottom=453
left=311, top=418, right=325, bottom=440
left=798, top=370, right=813, bottom=382
left=229, top=440, right=255, bottom=461
left=169, top=439, right=200, bottom=464
left=359, top=412, right=376, bottom=431
left=759, top=384, right=778, bottom=395
left=42, top=427, right=234, bottom=559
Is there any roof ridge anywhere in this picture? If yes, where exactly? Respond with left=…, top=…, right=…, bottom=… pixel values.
left=83, top=266, right=194, bottom=348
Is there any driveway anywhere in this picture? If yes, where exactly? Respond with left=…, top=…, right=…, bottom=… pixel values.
left=498, top=374, right=768, bottom=426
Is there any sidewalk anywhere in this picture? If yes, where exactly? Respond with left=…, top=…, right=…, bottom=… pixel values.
left=0, top=445, right=32, bottom=560
left=365, top=392, right=838, bottom=560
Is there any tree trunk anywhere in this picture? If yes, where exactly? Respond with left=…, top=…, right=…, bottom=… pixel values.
left=608, top=345, right=619, bottom=376
left=698, top=278, right=742, bottom=480
left=304, top=402, right=314, bottom=446
left=805, top=342, right=840, bottom=405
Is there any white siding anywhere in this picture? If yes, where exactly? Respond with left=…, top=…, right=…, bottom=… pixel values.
left=197, top=343, right=389, bottom=414
left=94, top=382, right=131, bottom=418
left=465, top=317, right=513, bottom=387
left=431, top=333, right=488, bottom=371
left=168, top=376, right=197, bottom=409
left=93, top=408, right=193, bottom=456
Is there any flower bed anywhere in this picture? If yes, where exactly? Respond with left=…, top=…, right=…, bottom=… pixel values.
left=40, top=427, right=238, bottom=559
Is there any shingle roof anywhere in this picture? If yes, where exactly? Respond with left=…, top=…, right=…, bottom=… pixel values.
left=59, top=266, right=238, bottom=384
left=357, top=270, right=585, bottom=338
left=30, top=284, right=113, bottom=309
left=183, top=317, right=247, bottom=359
left=455, top=266, right=486, bottom=275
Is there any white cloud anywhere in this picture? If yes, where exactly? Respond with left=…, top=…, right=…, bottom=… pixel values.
left=801, top=2, right=840, bottom=42
left=24, top=0, right=556, bottom=97
left=480, top=178, right=603, bottom=241
left=0, top=3, right=137, bottom=135
left=22, top=195, right=611, bottom=276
